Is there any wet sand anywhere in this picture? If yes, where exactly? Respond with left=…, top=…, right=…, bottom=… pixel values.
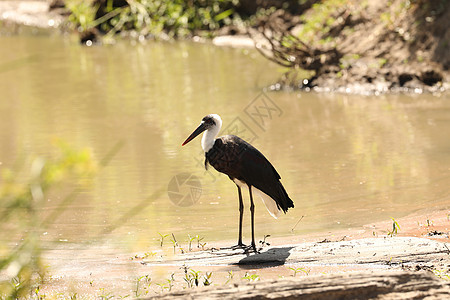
left=38, top=208, right=450, bottom=298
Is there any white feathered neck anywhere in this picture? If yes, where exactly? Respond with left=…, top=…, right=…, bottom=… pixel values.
left=201, top=114, right=222, bottom=152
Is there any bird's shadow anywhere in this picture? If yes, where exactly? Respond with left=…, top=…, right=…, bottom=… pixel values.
left=235, top=246, right=294, bottom=269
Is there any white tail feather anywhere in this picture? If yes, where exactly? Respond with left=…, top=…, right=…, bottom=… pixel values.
left=232, top=179, right=281, bottom=219
left=253, top=187, right=280, bottom=219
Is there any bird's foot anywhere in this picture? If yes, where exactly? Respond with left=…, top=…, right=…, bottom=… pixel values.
left=243, top=243, right=260, bottom=254
left=220, top=243, right=247, bottom=251
left=220, top=243, right=260, bottom=254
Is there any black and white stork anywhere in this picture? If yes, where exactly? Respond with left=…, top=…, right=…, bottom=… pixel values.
left=182, top=114, right=294, bottom=251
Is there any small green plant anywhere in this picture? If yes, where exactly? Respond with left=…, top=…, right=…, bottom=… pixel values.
left=169, top=233, right=185, bottom=254
left=196, top=235, right=204, bottom=248
left=98, top=288, right=114, bottom=300
left=203, top=272, right=213, bottom=286
left=155, top=273, right=174, bottom=293
left=155, top=283, right=167, bottom=293
left=184, top=268, right=201, bottom=288
left=33, top=285, right=46, bottom=300
left=145, top=251, right=156, bottom=258
left=242, top=272, right=260, bottom=282
left=225, top=270, right=234, bottom=284
left=158, top=233, right=169, bottom=247
left=166, top=273, right=175, bottom=291
left=378, top=58, right=388, bottom=68
left=199, top=242, right=207, bottom=250
left=170, top=237, right=177, bottom=254
left=288, top=266, right=310, bottom=277
left=70, top=292, right=78, bottom=299
left=187, top=234, right=196, bottom=251
left=134, top=275, right=151, bottom=297
left=387, top=257, right=394, bottom=266
left=259, top=234, right=271, bottom=247
left=433, top=269, right=450, bottom=281
left=387, top=218, right=401, bottom=237
left=131, top=251, right=156, bottom=260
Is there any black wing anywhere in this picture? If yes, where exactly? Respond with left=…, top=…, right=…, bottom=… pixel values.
left=206, top=135, right=294, bottom=213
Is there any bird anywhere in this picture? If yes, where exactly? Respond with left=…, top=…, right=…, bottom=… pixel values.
left=182, top=114, right=294, bottom=252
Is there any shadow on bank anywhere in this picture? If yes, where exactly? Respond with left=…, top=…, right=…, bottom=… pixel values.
left=237, top=246, right=294, bottom=269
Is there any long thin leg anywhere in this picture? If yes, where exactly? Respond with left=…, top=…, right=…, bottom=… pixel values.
left=221, top=185, right=246, bottom=250
left=249, top=185, right=256, bottom=251
left=237, top=185, right=244, bottom=247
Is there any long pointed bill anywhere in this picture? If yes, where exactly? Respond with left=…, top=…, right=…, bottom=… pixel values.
left=182, top=122, right=207, bottom=146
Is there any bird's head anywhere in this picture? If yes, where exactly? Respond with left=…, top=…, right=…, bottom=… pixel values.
left=182, top=114, right=222, bottom=146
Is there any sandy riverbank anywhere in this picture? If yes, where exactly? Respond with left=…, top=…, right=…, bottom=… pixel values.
left=35, top=208, right=450, bottom=298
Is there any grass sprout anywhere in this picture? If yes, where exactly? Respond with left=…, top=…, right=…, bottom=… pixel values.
left=242, top=272, right=260, bottom=282
left=387, top=218, right=401, bottom=237
left=288, top=266, right=310, bottom=277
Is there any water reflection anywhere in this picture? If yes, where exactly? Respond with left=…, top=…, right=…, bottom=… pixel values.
left=0, top=35, right=449, bottom=253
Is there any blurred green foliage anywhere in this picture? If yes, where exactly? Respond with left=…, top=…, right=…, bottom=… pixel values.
left=296, top=0, right=347, bottom=45
left=66, top=0, right=241, bottom=39
left=0, top=141, right=97, bottom=298
left=66, top=0, right=98, bottom=33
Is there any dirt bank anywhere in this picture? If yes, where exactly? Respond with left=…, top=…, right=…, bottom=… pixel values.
left=250, top=0, right=449, bottom=94
left=141, top=209, right=450, bottom=298
left=151, top=271, right=450, bottom=299
left=32, top=209, right=449, bottom=298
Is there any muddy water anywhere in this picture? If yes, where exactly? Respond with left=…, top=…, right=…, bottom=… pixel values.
left=0, top=34, right=449, bottom=257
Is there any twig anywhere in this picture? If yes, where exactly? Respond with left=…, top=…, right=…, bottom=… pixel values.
left=291, top=215, right=305, bottom=232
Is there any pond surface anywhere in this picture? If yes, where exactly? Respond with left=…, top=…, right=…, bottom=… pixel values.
left=0, top=33, right=449, bottom=255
